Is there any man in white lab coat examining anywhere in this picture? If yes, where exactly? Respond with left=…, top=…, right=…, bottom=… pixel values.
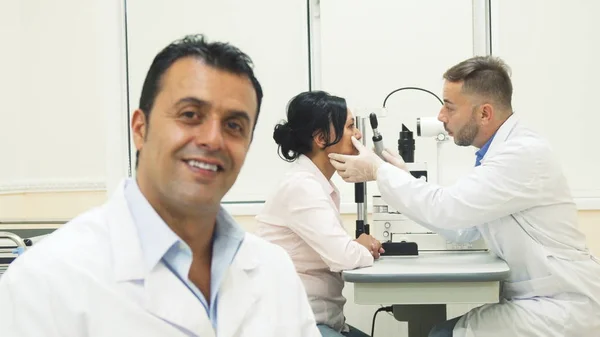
left=329, top=56, right=600, bottom=337
left=0, top=34, right=320, bottom=337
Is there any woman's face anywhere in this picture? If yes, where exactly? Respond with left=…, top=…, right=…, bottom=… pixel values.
left=325, top=109, right=362, bottom=156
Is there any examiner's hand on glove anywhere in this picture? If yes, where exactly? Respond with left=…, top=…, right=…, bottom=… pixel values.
left=328, top=136, right=384, bottom=183
left=381, top=148, right=408, bottom=172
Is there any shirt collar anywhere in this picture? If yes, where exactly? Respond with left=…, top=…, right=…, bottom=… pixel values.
left=123, top=178, right=245, bottom=273
left=475, top=133, right=496, bottom=164
left=475, top=113, right=519, bottom=165
left=295, top=154, right=338, bottom=195
left=124, top=178, right=179, bottom=272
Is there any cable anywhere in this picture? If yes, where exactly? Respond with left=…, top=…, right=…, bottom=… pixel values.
left=123, top=0, right=132, bottom=177
left=488, top=0, right=493, bottom=55
left=371, top=306, right=393, bottom=337
left=306, top=0, right=312, bottom=91
left=382, top=86, right=444, bottom=108
left=381, top=304, right=395, bottom=317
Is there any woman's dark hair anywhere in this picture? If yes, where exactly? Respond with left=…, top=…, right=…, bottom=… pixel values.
left=273, top=90, right=348, bottom=162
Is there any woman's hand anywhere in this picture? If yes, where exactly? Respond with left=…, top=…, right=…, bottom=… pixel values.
left=355, top=234, right=385, bottom=259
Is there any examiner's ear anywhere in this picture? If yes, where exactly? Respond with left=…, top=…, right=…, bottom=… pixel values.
left=480, top=103, right=494, bottom=124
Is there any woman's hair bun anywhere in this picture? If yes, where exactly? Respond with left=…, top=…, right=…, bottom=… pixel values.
left=273, top=122, right=292, bottom=145
left=273, top=121, right=299, bottom=161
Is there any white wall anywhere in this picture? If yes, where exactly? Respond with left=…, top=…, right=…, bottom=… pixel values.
left=0, top=0, right=125, bottom=198
left=124, top=0, right=310, bottom=207
left=4, top=0, right=598, bottom=213
left=121, top=0, right=600, bottom=214
left=3, top=1, right=600, bottom=336
left=490, top=0, right=600, bottom=207
left=317, top=0, right=478, bottom=212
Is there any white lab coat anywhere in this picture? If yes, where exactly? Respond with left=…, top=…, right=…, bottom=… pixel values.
left=0, top=182, right=320, bottom=337
left=376, top=115, right=600, bottom=337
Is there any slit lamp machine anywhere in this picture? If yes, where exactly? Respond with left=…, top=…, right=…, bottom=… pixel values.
left=353, top=87, right=487, bottom=255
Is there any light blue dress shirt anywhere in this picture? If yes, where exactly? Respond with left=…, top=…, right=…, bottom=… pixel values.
left=123, top=178, right=245, bottom=330
left=475, top=133, right=496, bottom=167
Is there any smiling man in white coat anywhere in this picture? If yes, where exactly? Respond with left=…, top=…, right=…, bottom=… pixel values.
left=0, top=34, right=320, bottom=337
left=329, top=56, right=600, bottom=337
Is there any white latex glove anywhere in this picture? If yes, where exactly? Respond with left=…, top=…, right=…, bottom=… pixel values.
left=381, top=148, right=408, bottom=172
left=329, top=136, right=384, bottom=182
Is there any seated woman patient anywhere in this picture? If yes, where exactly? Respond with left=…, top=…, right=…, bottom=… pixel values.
left=255, top=91, right=383, bottom=337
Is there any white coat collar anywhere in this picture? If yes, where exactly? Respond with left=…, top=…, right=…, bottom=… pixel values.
left=104, top=180, right=260, bottom=278
left=217, top=235, right=262, bottom=336
left=480, top=113, right=519, bottom=163
left=104, top=180, right=146, bottom=281
left=103, top=180, right=261, bottom=336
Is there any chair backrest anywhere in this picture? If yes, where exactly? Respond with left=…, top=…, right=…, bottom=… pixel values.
left=0, top=231, right=26, bottom=279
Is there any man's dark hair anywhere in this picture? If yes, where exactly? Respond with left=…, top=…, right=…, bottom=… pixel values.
left=136, top=34, right=263, bottom=166
left=443, top=56, right=513, bottom=111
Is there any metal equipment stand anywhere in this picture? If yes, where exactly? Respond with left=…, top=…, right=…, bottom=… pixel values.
left=354, top=115, right=370, bottom=238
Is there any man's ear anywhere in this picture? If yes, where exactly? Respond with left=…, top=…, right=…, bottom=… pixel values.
left=313, top=131, right=327, bottom=149
left=480, top=103, right=494, bottom=124
left=131, top=109, right=148, bottom=151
